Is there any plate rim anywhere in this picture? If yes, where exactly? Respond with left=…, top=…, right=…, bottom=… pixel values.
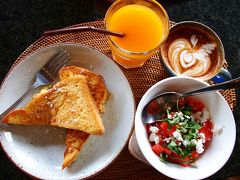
left=0, top=43, right=136, bottom=179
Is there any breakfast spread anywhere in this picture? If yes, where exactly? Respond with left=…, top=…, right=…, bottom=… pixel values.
left=2, top=66, right=109, bottom=169
left=146, top=97, right=213, bottom=167
left=1, top=1, right=237, bottom=178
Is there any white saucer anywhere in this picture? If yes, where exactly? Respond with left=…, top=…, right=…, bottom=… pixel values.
left=128, top=130, right=150, bottom=165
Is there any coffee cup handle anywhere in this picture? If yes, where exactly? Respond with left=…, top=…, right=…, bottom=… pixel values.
left=211, top=68, right=232, bottom=83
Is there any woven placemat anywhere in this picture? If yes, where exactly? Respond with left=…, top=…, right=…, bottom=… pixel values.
left=14, top=20, right=236, bottom=179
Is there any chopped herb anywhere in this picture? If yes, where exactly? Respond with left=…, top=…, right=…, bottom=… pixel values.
left=182, top=110, right=191, bottom=116
left=166, top=108, right=170, bottom=115
left=184, top=121, right=201, bottom=130
left=177, top=147, right=185, bottom=156
left=183, top=148, right=191, bottom=156
left=172, top=117, right=180, bottom=123
left=168, top=117, right=180, bottom=125
left=156, top=119, right=168, bottom=122
left=180, top=127, right=187, bottom=133
left=168, top=141, right=179, bottom=154
left=183, top=105, right=192, bottom=112
left=168, top=140, right=177, bottom=147
left=183, top=134, right=195, bottom=141
left=189, top=129, right=198, bottom=139
left=189, top=140, right=197, bottom=147
left=159, top=153, right=168, bottom=163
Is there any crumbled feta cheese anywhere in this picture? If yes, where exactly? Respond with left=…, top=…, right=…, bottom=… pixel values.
left=154, top=137, right=160, bottom=144
left=199, top=108, right=210, bottom=124
left=194, top=108, right=210, bottom=124
left=196, top=139, right=204, bottom=154
left=184, top=115, right=191, bottom=119
left=163, top=137, right=172, bottom=143
left=180, top=117, right=185, bottom=121
left=183, top=139, right=190, bottom=147
left=198, top=132, right=206, bottom=143
left=149, top=126, right=159, bottom=133
left=167, top=114, right=173, bottom=119
left=149, top=132, right=160, bottom=144
left=149, top=126, right=160, bottom=144
left=191, top=139, right=197, bottom=145
left=177, top=112, right=183, bottom=117
left=173, top=130, right=183, bottom=141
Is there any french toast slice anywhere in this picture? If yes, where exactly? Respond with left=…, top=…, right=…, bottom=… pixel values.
left=62, top=129, right=90, bottom=170
left=59, top=66, right=108, bottom=113
left=59, top=66, right=109, bottom=169
left=3, top=76, right=105, bottom=135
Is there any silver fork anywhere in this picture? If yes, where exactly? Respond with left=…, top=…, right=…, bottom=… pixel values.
left=0, top=49, right=70, bottom=120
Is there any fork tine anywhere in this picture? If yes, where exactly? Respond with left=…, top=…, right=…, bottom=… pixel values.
left=50, top=54, right=70, bottom=77
left=44, top=51, right=69, bottom=74
left=39, top=49, right=70, bottom=80
left=43, top=49, right=66, bottom=68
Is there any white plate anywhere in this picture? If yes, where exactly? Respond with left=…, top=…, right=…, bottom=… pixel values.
left=0, top=44, right=135, bottom=179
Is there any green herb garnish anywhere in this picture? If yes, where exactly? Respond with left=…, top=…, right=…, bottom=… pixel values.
left=168, top=141, right=179, bottom=154
left=159, top=153, right=168, bottom=163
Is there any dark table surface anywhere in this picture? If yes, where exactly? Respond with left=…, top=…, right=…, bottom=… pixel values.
left=0, top=0, right=240, bottom=179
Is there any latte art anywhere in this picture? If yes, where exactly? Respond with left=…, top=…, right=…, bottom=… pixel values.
left=168, top=35, right=216, bottom=77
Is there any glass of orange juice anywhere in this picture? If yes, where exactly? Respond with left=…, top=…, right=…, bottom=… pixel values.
left=105, top=0, right=169, bottom=68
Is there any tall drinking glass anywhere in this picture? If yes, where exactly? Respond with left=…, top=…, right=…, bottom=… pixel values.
left=105, top=0, right=169, bottom=68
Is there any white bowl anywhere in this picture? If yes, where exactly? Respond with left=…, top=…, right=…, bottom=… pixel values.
left=135, top=76, right=236, bottom=180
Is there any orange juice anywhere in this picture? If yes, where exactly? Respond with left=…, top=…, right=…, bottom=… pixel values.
left=108, top=4, right=165, bottom=52
left=105, top=0, right=169, bottom=68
